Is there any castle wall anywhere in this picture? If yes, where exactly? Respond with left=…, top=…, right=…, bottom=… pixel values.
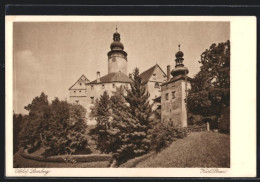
left=161, top=80, right=186, bottom=127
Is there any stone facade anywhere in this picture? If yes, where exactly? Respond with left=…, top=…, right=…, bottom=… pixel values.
left=160, top=45, right=191, bottom=127
left=161, top=79, right=190, bottom=127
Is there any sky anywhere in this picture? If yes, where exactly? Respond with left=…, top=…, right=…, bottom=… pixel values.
left=13, top=21, right=230, bottom=114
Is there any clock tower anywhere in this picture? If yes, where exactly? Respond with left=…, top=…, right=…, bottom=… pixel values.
left=107, top=28, right=128, bottom=74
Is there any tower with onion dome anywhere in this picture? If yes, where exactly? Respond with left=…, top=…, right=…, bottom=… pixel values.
left=161, top=44, right=191, bottom=128
left=107, top=27, right=128, bottom=75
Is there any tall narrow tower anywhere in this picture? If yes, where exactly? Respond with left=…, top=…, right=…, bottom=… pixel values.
left=161, top=45, right=190, bottom=127
left=107, top=28, right=128, bottom=74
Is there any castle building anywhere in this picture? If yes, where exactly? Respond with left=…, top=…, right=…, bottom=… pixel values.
left=161, top=45, right=191, bottom=127
left=140, top=64, right=167, bottom=110
left=69, top=30, right=189, bottom=127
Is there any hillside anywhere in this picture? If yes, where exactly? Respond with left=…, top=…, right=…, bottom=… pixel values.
left=126, top=131, right=230, bottom=168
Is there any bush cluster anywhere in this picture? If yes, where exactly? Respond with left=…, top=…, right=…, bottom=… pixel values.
left=19, top=93, right=91, bottom=157
left=151, top=122, right=188, bottom=153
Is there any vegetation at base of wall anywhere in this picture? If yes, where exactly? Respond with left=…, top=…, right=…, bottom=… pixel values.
left=187, top=123, right=207, bottom=132
left=19, top=92, right=91, bottom=157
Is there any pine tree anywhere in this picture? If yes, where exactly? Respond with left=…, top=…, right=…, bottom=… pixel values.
left=111, top=68, right=153, bottom=164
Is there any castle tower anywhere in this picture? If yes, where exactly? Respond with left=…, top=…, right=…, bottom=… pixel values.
left=107, top=28, right=128, bottom=74
left=161, top=44, right=190, bottom=127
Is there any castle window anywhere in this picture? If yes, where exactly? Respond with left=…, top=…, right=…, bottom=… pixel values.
left=165, top=93, right=169, bottom=100
left=79, top=90, right=81, bottom=92
left=153, top=73, right=156, bottom=80
left=75, top=100, right=79, bottom=104
left=91, top=97, right=94, bottom=104
left=91, top=85, right=94, bottom=90
left=74, top=91, right=76, bottom=93
left=80, top=83, right=82, bottom=86
left=172, top=91, right=176, bottom=99
left=102, top=84, right=105, bottom=89
left=154, top=82, right=159, bottom=88
left=113, top=84, right=115, bottom=88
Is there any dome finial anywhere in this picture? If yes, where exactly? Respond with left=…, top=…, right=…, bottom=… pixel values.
left=116, top=25, right=118, bottom=32
left=178, top=43, right=181, bottom=51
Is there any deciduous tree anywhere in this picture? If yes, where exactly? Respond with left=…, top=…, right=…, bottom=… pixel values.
left=187, top=40, right=230, bottom=117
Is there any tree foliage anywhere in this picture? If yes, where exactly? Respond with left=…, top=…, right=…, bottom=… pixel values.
left=19, top=93, right=91, bottom=156
left=90, top=68, right=153, bottom=165
left=187, top=40, right=230, bottom=117
left=13, top=112, right=23, bottom=154
left=90, top=91, right=112, bottom=153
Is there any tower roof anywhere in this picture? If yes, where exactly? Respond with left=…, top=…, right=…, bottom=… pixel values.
left=110, top=28, right=124, bottom=50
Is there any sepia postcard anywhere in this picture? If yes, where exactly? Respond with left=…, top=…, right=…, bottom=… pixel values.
left=5, top=16, right=256, bottom=177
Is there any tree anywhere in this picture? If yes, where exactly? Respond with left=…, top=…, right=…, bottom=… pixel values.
left=20, top=92, right=50, bottom=152
left=42, top=98, right=91, bottom=156
left=13, top=112, right=23, bottom=154
left=20, top=93, right=91, bottom=156
left=90, top=91, right=111, bottom=153
left=187, top=40, right=230, bottom=117
left=112, top=68, right=153, bottom=164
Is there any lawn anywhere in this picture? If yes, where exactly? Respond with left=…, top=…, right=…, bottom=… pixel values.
left=13, top=150, right=111, bottom=168
left=135, top=131, right=230, bottom=168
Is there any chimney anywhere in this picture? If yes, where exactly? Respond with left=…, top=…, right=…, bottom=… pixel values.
left=167, top=65, right=171, bottom=81
left=129, top=73, right=132, bottom=79
left=97, top=71, right=100, bottom=82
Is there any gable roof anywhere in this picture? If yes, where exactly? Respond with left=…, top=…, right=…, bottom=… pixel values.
left=69, top=74, right=90, bottom=90
left=89, top=72, right=132, bottom=84
left=140, top=64, right=166, bottom=84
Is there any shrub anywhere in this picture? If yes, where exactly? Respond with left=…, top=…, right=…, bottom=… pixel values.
left=151, top=122, right=187, bottom=153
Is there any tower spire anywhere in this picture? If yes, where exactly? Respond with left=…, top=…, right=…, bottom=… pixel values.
left=116, top=25, right=118, bottom=32
left=178, top=43, right=181, bottom=51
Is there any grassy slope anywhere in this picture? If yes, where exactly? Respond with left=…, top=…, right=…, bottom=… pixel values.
left=136, top=131, right=230, bottom=168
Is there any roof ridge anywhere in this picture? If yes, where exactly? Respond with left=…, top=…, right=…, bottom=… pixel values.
left=68, top=74, right=90, bottom=90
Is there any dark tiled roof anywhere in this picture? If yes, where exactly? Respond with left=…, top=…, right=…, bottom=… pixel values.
left=89, top=72, right=132, bottom=84
left=140, top=65, right=157, bottom=84
left=140, top=64, right=166, bottom=84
